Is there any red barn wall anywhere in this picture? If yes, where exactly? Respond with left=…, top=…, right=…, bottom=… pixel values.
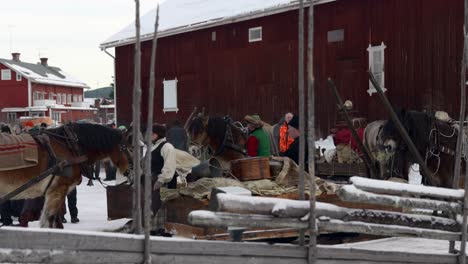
left=115, top=0, right=464, bottom=137
left=0, top=64, right=28, bottom=108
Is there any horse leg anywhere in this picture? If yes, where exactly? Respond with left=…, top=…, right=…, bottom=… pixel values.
left=40, top=182, right=70, bottom=229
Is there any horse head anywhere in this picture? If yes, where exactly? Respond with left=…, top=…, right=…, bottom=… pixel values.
left=188, top=115, right=210, bottom=147
left=61, top=123, right=131, bottom=176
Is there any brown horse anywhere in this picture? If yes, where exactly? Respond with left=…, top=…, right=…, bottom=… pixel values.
left=381, top=110, right=460, bottom=188
left=0, top=123, right=130, bottom=228
left=188, top=115, right=247, bottom=168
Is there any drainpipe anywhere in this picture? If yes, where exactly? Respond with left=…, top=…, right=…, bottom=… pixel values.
left=102, top=48, right=117, bottom=125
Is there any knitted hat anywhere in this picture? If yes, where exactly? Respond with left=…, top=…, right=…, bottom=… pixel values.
left=244, top=114, right=264, bottom=128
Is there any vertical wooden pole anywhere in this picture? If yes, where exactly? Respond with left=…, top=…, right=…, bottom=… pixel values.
left=298, top=0, right=306, bottom=246
left=143, top=4, right=160, bottom=264
left=459, top=2, right=468, bottom=260
left=452, top=25, right=467, bottom=258
left=132, top=0, right=143, bottom=235
left=306, top=1, right=317, bottom=263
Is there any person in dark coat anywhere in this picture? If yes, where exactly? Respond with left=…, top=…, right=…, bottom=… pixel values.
left=166, top=119, right=188, bottom=151
left=281, top=116, right=308, bottom=167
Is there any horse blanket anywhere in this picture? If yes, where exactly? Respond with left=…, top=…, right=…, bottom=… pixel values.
left=0, top=133, right=38, bottom=171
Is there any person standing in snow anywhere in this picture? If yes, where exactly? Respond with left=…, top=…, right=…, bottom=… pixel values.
left=150, top=123, right=177, bottom=236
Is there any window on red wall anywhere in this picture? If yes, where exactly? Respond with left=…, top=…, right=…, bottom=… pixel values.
left=67, top=94, right=72, bottom=104
left=61, top=94, right=66, bottom=104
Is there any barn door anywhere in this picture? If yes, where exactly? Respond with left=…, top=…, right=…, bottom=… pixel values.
left=334, top=59, right=364, bottom=127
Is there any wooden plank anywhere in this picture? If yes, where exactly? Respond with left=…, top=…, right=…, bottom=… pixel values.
left=0, top=245, right=459, bottom=264
left=0, top=228, right=307, bottom=259
left=317, top=246, right=457, bottom=264
left=0, top=249, right=143, bottom=264
left=338, top=185, right=462, bottom=213
left=318, top=219, right=460, bottom=241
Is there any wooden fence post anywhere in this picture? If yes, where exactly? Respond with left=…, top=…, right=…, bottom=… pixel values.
left=132, top=0, right=143, bottom=235
left=307, top=1, right=317, bottom=263
left=143, top=4, right=160, bottom=264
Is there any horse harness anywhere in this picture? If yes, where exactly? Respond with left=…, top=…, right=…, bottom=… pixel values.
left=213, top=116, right=246, bottom=156
left=425, top=121, right=457, bottom=175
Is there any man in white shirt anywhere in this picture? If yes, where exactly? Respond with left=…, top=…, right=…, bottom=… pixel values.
left=150, top=123, right=177, bottom=236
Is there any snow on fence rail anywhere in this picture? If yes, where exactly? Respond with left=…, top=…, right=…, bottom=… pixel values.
left=0, top=227, right=461, bottom=264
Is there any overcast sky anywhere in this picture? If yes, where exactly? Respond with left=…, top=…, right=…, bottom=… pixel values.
left=0, top=0, right=161, bottom=89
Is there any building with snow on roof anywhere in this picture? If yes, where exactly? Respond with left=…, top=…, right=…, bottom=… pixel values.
left=0, top=53, right=97, bottom=124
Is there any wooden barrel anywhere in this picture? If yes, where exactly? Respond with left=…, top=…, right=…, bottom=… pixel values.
left=231, top=157, right=271, bottom=181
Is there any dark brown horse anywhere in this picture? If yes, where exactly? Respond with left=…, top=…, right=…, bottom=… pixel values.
left=188, top=115, right=247, bottom=168
left=381, top=110, right=460, bottom=188
left=0, top=123, right=131, bottom=228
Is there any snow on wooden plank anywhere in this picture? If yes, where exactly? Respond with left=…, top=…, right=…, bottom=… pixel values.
left=350, top=176, right=464, bottom=201
left=215, top=193, right=346, bottom=218
left=338, top=185, right=462, bottom=213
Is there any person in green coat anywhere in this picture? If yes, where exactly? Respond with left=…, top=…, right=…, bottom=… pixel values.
left=244, top=115, right=271, bottom=157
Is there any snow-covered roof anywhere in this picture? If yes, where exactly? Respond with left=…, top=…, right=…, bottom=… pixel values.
left=100, top=0, right=335, bottom=49
left=0, top=59, right=89, bottom=89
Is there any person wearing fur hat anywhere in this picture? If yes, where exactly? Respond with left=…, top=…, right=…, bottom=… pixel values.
left=244, top=115, right=271, bottom=157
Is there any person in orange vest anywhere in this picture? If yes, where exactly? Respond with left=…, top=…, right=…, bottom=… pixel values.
left=279, top=112, right=295, bottom=154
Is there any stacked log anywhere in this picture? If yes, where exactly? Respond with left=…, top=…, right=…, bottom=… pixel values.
left=189, top=177, right=464, bottom=241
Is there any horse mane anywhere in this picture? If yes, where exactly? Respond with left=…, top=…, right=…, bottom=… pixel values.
left=48, top=123, right=123, bottom=154
left=188, top=117, right=205, bottom=137
left=206, top=117, right=227, bottom=144
left=382, top=109, right=435, bottom=152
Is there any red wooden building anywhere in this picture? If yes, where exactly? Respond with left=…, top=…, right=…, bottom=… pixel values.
left=101, top=0, right=464, bottom=137
left=0, top=53, right=97, bottom=125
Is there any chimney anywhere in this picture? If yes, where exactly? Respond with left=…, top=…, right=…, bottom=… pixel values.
left=11, top=53, right=20, bottom=61
left=40, top=57, right=48, bottom=66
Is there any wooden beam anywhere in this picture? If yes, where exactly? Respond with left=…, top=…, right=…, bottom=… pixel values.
left=318, top=219, right=461, bottom=241
left=350, top=176, right=464, bottom=201
left=338, top=185, right=462, bottom=213
left=189, top=210, right=308, bottom=229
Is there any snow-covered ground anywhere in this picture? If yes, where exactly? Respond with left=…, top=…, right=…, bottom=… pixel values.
left=28, top=171, right=129, bottom=231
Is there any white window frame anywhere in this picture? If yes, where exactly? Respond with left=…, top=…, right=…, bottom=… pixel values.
left=49, top=92, right=55, bottom=100
left=73, top=94, right=78, bottom=102
left=163, top=78, right=179, bottom=113
left=367, top=42, right=387, bottom=96
left=16, top=73, right=22, bottom=82
left=1, top=69, right=11, bottom=80
left=67, top=94, right=72, bottom=104
left=248, top=27, right=262, bottom=43
left=78, top=95, right=82, bottom=102
left=52, top=111, right=61, bottom=123
left=57, top=93, right=62, bottom=104
left=7, top=113, right=16, bottom=123
left=211, top=31, right=216, bottom=42
left=61, top=94, right=66, bottom=104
